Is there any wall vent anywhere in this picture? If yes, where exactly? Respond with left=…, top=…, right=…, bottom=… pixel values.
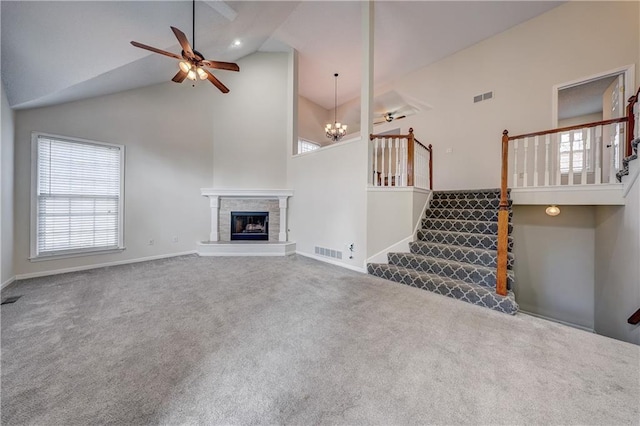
left=315, top=246, right=342, bottom=260
left=474, top=91, right=494, bottom=103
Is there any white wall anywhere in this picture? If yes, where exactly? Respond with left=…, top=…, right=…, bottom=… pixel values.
left=298, top=95, right=330, bottom=146
left=558, top=112, right=603, bottom=128
left=594, top=179, right=640, bottom=345
left=13, top=80, right=216, bottom=277
left=1, top=81, right=15, bottom=285
left=211, top=52, right=289, bottom=189
left=339, top=1, right=640, bottom=190
left=512, top=205, right=596, bottom=330
left=289, top=139, right=368, bottom=270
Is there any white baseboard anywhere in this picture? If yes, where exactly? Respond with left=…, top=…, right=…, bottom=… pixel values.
left=296, top=251, right=367, bottom=274
left=14, top=251, right=198, bottom=281
left=519, top=310, right=595, bottom=333
left=197, top=241, right=296, bottom=257
left=1, top=276, right=16, bottom=290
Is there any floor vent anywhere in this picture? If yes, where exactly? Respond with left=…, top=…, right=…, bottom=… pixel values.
left=1, top=296, right=22, bottom=305
left=315, top=246, right=342, bottom=260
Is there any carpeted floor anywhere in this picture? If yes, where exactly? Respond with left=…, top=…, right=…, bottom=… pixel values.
left=1, top=254, right=639, bottom=425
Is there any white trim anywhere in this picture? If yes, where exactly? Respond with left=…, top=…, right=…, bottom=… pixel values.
left=366, top=186, right=431, bottom=194
left=296, top=251, right=367, bottom=274
left=413, top=190, right=433, bottom=235
left=519, top=310, right=595, bottom=334
left=291, top=135, right=362, bottom=158
left=29, top=247, right=126, bottom=262
left=14, top=251, right=197, bottom=281
left=511, top=184, right=624, bottom=205
left=30, top=131, right=126, bottom=260
left=622, top=160, right=640, bottom=197
left=197, top=241, right=296, bottom=257
left=1, top=276, right=16, bottom=290
left=200, top=188, right=293, bottom=198
left=551, top=64, right=635, bottom=128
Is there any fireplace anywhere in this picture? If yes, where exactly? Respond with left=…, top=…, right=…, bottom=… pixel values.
left=230, top=212, right=269, bottom=241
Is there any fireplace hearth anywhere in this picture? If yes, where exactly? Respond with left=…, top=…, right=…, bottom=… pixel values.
left=231, top=212, right=269, bottom=241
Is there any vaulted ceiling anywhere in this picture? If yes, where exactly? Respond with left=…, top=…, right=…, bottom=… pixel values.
left=1, top=1, right=563, bottom=110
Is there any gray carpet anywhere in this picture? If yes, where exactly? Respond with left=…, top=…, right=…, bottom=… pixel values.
left=1, top=255, right=639, bottom=425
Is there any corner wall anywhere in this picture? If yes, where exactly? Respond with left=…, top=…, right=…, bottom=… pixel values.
left=512, top=205, right=596, bottom=330
left=1, top=81, right=15, bottom=286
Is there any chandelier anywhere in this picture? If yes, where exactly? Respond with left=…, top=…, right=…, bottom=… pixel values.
left=325, top=73, right=347, bottom=142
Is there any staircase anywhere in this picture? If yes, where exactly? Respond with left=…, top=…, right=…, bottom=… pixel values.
left=367, top=189, right=519, bottom=314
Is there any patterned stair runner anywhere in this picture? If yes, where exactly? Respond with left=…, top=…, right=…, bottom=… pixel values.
left=368, top=189, right=519, bottom=314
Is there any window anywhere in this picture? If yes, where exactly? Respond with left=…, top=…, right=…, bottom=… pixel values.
left=559, top=130, right=591, bottom=173
left=297, top=139, right=320, bottom=154
left=31, top=133, right=124, bottom=259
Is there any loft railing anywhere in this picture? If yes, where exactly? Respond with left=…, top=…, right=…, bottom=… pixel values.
left=369, top=128, right=433, bottom=190
left=495, top=86, right=640, bottom=296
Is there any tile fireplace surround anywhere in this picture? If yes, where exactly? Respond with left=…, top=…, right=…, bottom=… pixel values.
left=198, top=189, right=295, bottom=256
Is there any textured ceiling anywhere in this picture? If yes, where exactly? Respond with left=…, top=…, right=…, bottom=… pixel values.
left=1, top=1, right=563, bottom=110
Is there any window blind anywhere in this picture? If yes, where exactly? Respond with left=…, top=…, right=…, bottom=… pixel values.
left=36, top=135, right=122, bottom=257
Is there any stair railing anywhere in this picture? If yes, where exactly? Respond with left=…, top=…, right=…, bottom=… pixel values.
left=370, top=128, right=433, bottom=189
left=497, top=86, right=640, bottom=296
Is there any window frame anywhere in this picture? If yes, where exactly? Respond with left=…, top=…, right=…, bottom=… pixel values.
left=297, top=138, right=321, bottom=154
left=558, top=129, right=594, bottom=174
left=30, top=132, right=126, bottom=261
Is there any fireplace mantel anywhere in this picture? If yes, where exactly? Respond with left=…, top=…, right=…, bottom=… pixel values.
left=200, top=188, right=293, bottom=243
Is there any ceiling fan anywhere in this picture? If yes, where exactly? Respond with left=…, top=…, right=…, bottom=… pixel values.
left=130, top=1, right=239, bottom=93
left=374, top=111, right=407, bottom=125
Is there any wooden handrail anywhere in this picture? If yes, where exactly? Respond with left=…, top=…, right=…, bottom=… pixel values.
left=626, top=87, right=640, bottom=157
left=495, top=130, right=510, bottom=296
left=508, top=117, right=628, bottom=140
left=369, top=128, right=433, bottom=189
left=628, top=308, right=640, bottom=325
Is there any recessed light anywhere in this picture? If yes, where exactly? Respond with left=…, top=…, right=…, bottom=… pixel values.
left=545, top=205, right=560, bottom=216
left=232, top=40, right=242, bottom=47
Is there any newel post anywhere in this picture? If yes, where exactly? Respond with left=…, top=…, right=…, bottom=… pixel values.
left=407, top=128, right=415, bottom=186
left=496, top=130, right=510, bottom=296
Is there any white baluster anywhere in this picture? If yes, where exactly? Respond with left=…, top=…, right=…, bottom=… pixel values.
left=513, top=139, right=519, bottom=188
left=595, top=126, right=601, bottom=185
left=522, top=137, right=529, bottom=187
left=533, top=136, right=539, bottom=187
left=374, top=138, right=379, bottom=186
left=555, top=133, right=561, bottom=186
left=395, top=138, right=400, bottom=186
left=381, top=139, right=386, bottom=186
left=581, top=128, right=587, bottom=185
left=568, top=131, right=574, bottom=186
left=609, top=124, right=617, bottom=184
left=544, top=134, right=550, bottom=186
left=388, top=137, right=393, bottom=186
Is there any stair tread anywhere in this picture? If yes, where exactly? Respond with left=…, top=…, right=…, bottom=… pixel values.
left=423, top=218, right=508, bottom=225
left=420, top=229, right=513, bottom=239
left=367, top=263, right=518, bottom=314
left=411, top=241, right=514, bottom=257
left=390, top=252, right=515, bottom=278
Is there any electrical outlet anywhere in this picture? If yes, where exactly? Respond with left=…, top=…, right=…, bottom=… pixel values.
left=148, top=239, right=154, bottom=245
left=172, top=236, right=179, bottom=243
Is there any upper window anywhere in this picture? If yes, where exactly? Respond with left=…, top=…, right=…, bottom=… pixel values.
left=559, top=130, right=591, bottom=173
left=31, top=133, right=124, bottom=259
left=297, top=139, right=320, bottom=154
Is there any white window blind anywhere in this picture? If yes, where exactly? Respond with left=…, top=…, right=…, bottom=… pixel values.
left=34, top=134, right=124, bottom=258
left=298, top=139, right=320, bottom=153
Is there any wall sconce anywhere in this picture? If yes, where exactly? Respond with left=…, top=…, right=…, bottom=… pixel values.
left=545, top=205, right=560, bottom=216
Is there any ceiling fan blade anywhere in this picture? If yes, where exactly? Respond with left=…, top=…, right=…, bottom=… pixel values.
left=200, top=60, right=240, bottom=72
left=172, top=70, right=187, bottom=83
left=171, top=26, right=195, bottom=59
left=204, top=69, right=230, bottom=93
left=130, top=41, right=181, bottom=60
left=373, top=119, right=386, bottom=125
left=396, top=115, right=407, bottom=120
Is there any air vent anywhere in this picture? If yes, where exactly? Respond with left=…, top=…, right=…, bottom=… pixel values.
left=474, top=91, right=494, bottom=103
left=315, top=246, right=342, bottom=260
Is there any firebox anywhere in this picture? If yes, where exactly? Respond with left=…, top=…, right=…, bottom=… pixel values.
left=230, top=212, right=269, bottom=241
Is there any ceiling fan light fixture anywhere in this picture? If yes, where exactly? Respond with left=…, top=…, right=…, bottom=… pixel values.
left=187, top=69, right=197, bottom=81
left=179, top=61, right=191, bottom=73
left=197, top=67, right=207, bottom=80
